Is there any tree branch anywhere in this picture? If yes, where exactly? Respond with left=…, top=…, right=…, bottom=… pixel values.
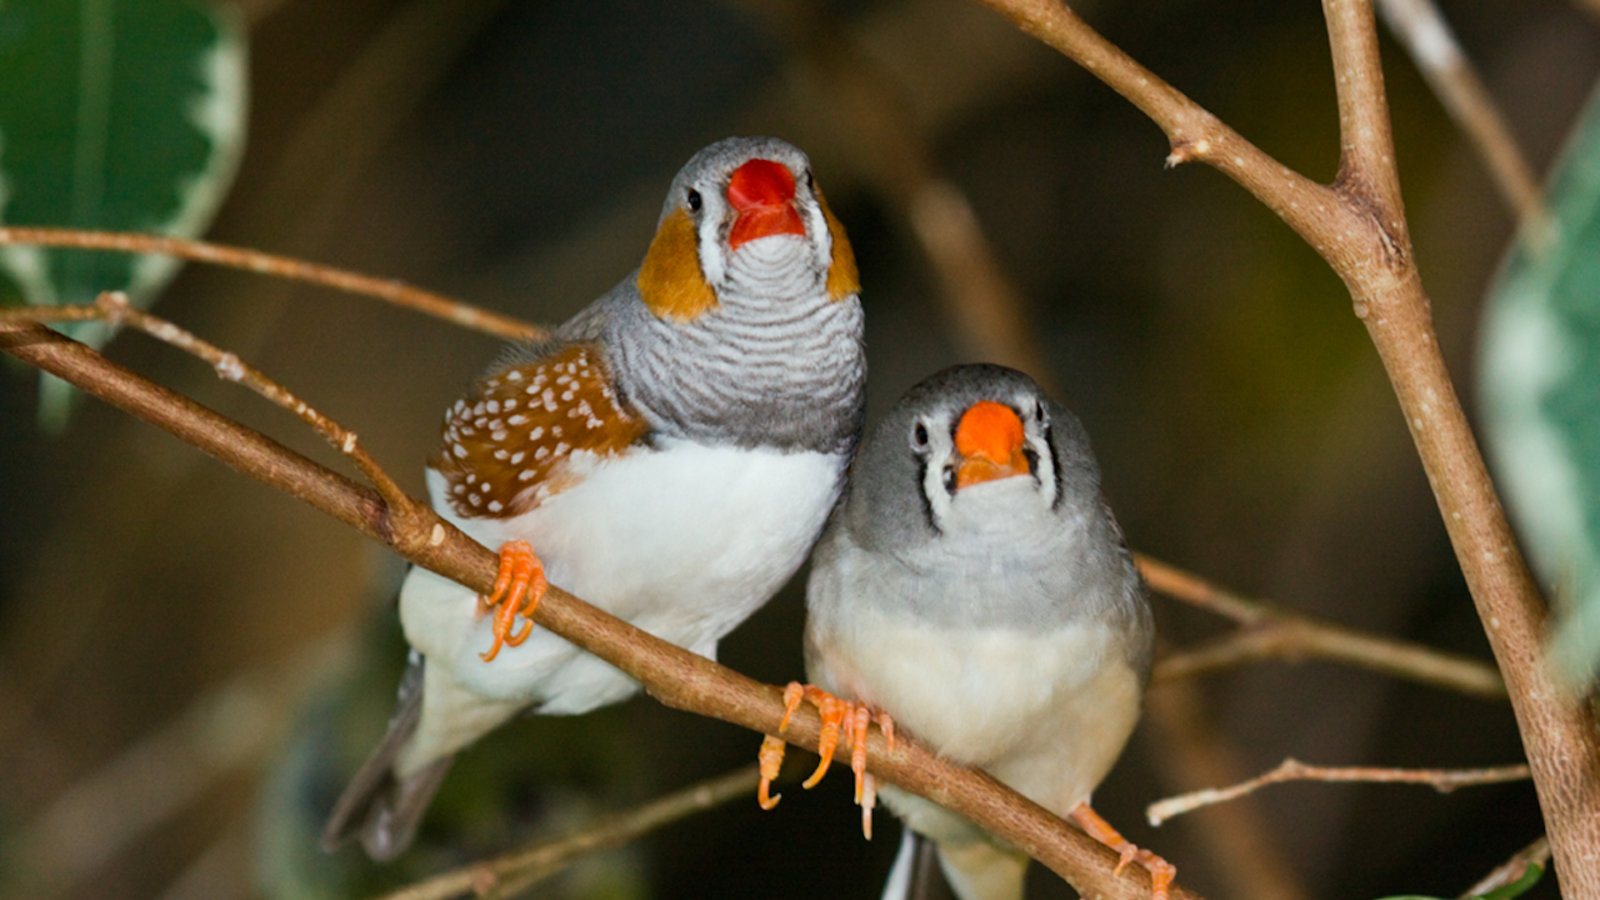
left=0, top=319, right=1199, bottom=899
left=1460, top=836, right=1550, bottom=900
left=0, top=227, right=542, bottom=342
left=968, top=1, right=1600, bottom=892
left=3, top=292, right=419, bottom=519
left=378, top=765, right=762, bottom=900
left=1139, top=555, right=1507, bottom=700
left=1146, top=758, right=1531, bottom=826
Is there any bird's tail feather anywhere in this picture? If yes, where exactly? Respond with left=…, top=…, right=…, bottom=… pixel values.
left=882, top=826, right=1028, bottom=900
left=882, top=828, right=921, bottom=900
left=321, top=654, right=452, bottom=861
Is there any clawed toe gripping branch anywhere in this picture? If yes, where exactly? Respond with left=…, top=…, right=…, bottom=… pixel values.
left=757, top=683, right=896, bottom=839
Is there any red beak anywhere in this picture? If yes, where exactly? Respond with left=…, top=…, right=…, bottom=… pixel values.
left=727, top=158, right=806, bottom=249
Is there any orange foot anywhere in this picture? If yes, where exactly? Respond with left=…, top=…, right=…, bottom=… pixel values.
left=476, top=540, right=548, bottom=662
left=756, top=682, right=895, bottom=839
left=1069, top=803, right=1176, bottom=900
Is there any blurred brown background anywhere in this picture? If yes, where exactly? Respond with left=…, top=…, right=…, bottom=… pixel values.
left=2, top=0, right=1595, bottom=897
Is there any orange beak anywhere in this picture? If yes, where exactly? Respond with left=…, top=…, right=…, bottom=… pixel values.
left=727, top=158, right=806, bottom=249
left=954, top=401, right=1031, bottom=489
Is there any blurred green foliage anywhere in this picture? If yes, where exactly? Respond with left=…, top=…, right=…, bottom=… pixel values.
left=1479, top=82, right=1600, bottom=689
left=0, top=0, right=245, bottom=427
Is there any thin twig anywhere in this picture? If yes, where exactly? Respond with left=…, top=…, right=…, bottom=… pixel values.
left=1146, top=758, right=1532, bottom=826
left=1460, top=836, right=1551, bottom=899
left=0, top=226, right=542, bottom=342
left=0, top=321, right=1199, bottom=900
left=378, top=765, right=762, bottom=900
left=1139, top=555, right=1507, bottom=699
left=968, top=1, right=1600, bottom=890
left=1142, top=681, right=1310, bottom=900
left=3, top=293, right=420, bottom=523
left=1377, top=0, right=1548, bottom=233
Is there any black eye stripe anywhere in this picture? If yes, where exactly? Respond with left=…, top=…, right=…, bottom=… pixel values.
left=1043, top=423, right=1065, bottom=510
left=914, top=452, right=942, bottom=536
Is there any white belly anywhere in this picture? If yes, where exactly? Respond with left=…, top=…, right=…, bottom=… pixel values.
left=401, top=441, right=845, bottom=712
left=809, top=610, right=1142, bottom=816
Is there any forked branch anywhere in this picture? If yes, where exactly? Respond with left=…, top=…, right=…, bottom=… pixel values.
left=968, top=0, right=1600, bottom=892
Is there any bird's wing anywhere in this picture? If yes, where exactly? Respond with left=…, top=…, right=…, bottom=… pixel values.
left=430, top=340, right=649, bottom=519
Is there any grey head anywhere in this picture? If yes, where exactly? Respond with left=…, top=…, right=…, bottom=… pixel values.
left=599, top=136, right=865, bottom=454
left=841, top=365, right=1099, bottom=548
left=830, top=364, right=1151, bottom=644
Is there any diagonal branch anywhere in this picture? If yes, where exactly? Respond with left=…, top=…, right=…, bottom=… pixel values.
left=379, top=765, right=762, bottom=900
left=967, top=1, right=1600, bottom=893
left=0, top=320, right=1199, bottom=900
left=0, top=227, right=543, bottom=342
left=2, top=292, right=418, bottom=519
left=1460, top=836, right=1551, bottom=900
left=1139, top=555, right=1507, bottom=700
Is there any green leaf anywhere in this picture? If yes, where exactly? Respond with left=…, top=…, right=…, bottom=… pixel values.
left=1481, top=864, right=1545, bottom=900
left=1479, top=80, right=1600, bottom=687
left=0, top=0, right=247, bottom=427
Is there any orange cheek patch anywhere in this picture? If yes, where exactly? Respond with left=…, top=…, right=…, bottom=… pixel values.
left=819, top=188, right=860, bottom=301
left=638, top=208, right=718, bottom=322
left=431, top=343, right=649, bottom=519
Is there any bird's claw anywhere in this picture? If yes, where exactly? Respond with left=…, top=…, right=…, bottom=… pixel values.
left=477, top=540, right=548, bottom=662
left=757, top=681, right=894, bottom=839
left=757, top=734, right=787, bottom=810
left=1068, top=803, right=1176, bottom=900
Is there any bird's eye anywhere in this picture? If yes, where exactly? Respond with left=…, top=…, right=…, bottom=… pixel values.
left=1033, top=400, right=1046, bottom=423
left=804, top=169, right=816, bottom=192
left=910, top=421, right=930, bottom=451
left=686, top=188, right=703, bottom=212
